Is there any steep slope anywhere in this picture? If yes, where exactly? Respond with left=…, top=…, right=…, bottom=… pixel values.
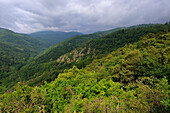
left=30, top=31, right=83, bottom=45
left=0, top=28, right=48, bottom=71
left=0, top=42, right=30, bottom=72
left=1, top=24, right=169, bottom=94
left=15, top=24, right=170, bottom=86
left=55, top=24, right=170, bottom=66
left=0, top=28, right=49, bottom=93
left=0, top=29, right=48, bottom=50
left=1, top=32, right=169, bottom=112
left=34, top=28, right=123, bottom=64
left=0, top=27, right=122, bottom=93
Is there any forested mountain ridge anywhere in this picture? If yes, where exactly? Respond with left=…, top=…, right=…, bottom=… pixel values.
left=52, top=24, right=170, bottom=67
left=0, top=32, right=169, bottom=112
left=0, top=28, right=50, bottom=93
left=30, top=31, right=83, bottom=45
left=0, top=24, right=169, bottom=94
left=11, top=24, right=170, bottom=88
left=0, top=27, right=122, bottom=93
left=34, top=27, right=123, bottom=64
left=0, top=28, right=49, bottom=72
left=0, top=28, right=49, bottom=50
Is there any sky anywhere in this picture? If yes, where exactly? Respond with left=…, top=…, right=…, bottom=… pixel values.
left=0, top=0, right=170, bottom=34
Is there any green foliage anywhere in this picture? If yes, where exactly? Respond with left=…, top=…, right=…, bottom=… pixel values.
left=0, top=27, right=122, bottom=91
left=0, top=28, right=49, bottom=94
left=0, top=32, right=169, bottom=112
left=34, top=27, right=122, bottom=64
left=0, top=83, right=45, bottom=112
left=5, top=24, right=170, bottom=91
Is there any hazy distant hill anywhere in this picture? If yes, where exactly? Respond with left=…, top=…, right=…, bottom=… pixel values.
left=0, top=28, right=49, bottom=50
left=30, top=31, right=83, bottom=45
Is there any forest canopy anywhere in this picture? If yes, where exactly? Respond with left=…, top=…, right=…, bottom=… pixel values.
left=0, top=31, right=169, bottom=113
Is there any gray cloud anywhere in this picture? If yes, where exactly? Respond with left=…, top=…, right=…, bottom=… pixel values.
left=0, top=0, right=170, bottom=33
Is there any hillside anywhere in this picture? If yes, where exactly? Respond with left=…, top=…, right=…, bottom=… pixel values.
left=56, top=24, right=170, bottom=65
left=0, top=27, right=122, bottom=93
left=1, top=32, right=169, bottom=112
left=30, top=31, right=83, bottom=45
left=0, top=29, right=48, bottom=50
left=7, top=24, right=170, bottom=88
left=34, top=27, right=123, bottom=64
left=0, top=28, right=49, bottom=93
left=0, top=24, right=169, bottom=94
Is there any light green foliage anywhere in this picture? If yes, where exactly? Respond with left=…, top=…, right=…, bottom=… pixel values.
left=0, top=83, right=45, bottom=112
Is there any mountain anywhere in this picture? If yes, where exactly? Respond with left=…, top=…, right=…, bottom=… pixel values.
left=0, top=28, right=49, bottom=50
left=34, top=28, right=123, bottom=64
left=0, top=28, right=49, bottom=92
left=0, top=24, right=169, bottom=94
left=30, top=31, right=83, bottom=45
left=2, top=24, right=168, bottom=89
left=52, top=24, right=170, bottom=68
left=1, top=32, right=169, bottom=112
left=0, top=27, right=123, bottom=93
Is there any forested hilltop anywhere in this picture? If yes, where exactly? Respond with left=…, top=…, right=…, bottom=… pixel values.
left=0, top=27, right=123, bottom=93
left=0, top=28, right=50, bottom=92
left=0, top=31, right=169, bottom=112
left=0, top=24, right=170, bottom=94
left=4, top=24, right=170, bottom=90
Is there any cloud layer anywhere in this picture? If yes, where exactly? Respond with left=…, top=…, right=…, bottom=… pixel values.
left=0, top=0, right=170, bottom=33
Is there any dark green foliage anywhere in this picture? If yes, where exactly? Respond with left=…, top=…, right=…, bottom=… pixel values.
left=0, top=27, right=123, bottom=90
left=12, top=24, right=170, bottom=88
left=0, top=32, right=169, bottom=112
left=0, top=24, right=169, bottom=95
left=0, top=29, right=48, bottom=50
left=88, top=24, right=170, bottom=55
left=0, top=28, right=49, bottom=94
left=34, top=28, right=122, bottom=64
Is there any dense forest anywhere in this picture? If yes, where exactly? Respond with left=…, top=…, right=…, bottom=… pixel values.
left=0, top=24, right=170, bottom=94
left=0, top=0, right=169, bottom=112
left=34, top=27, right=123, bottom=64
left=0, top=28, right=51, bottom=92
left=2, top=24, right=169, bottom=92
left=0, top=31, right=169, bottom=112
left=0, top=23, right=169, bottom=112
left=0, top=27, right=124, bottom=93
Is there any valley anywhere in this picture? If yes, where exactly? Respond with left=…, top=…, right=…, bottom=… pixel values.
left=0, top=23, right=169, bottom=112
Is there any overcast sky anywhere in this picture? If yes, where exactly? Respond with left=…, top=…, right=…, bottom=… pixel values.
left=0, top=0, right=169, bottom=34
